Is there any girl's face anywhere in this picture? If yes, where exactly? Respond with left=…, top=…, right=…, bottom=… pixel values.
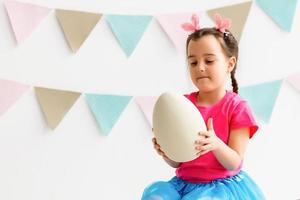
left=187, top=35, right=236, bottom=93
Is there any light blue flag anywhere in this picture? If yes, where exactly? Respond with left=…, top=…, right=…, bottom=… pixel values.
left=105, top=15, right=152, bottom=57
left=85, top=94, right=132, bottom=134
left=256, top=0, right=298, bottom=32
left=239, top=80, right=283, bottom=123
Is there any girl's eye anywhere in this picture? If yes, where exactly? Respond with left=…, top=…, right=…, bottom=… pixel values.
left=205, top=60, right=214, bottom=64
left=190, top=61, right=198, bottom=67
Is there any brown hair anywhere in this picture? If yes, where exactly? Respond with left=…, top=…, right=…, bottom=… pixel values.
left=186, top=27, right=239, bottom=93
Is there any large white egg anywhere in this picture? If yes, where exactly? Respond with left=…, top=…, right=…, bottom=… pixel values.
left=152, top=92, right=206, bottom=162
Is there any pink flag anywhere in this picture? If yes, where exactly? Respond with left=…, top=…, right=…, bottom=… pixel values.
left=135, top=96, right=158, bottom=128
left=0, top=79, right=30, bottom=117
left=155, top=12, right=197, bottom=54
left=4, top=0, right=51, bottom=44
left=287, top=73, right=300, bottom=92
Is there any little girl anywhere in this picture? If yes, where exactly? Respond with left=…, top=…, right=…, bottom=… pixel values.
left=141, top=14, right=265, bottom=199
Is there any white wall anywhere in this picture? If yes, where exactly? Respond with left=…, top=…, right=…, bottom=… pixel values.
left=0, top=0, right=300, bottom=199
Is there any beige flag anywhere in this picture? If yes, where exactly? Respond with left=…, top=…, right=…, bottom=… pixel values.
left=56, top=9, right=102, bottom=53
left=35, top=87, right=81, bottom=129
left=207, top=1, right=252, bottom=42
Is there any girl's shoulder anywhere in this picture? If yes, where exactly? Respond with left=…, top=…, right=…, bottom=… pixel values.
left=225, top=91, right=247, bottom=105
left=215, top=91, right=250, bottom=114
left=225, top=92, right=255, bottom=119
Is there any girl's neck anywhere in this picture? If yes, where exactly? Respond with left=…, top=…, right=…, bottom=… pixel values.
left=197, top=87, right=227, bottom=107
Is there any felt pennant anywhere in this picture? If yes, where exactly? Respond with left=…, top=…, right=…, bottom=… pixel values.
left=0, top=79, right=30, bottom=117
left=56, top=9, right=102, bottom=52
left=35, top=87, right=81, bottom=129
left=85, top=94, right=132, bottom=134
left=239, top=79, right=283, bottom=123
left=207, top=1, right=253, bottom=41
left=105, top=15, right=152, bottom=57
left=256, top=0, right=298, bottom=32
left=4, top=0, right=51, bottom=44
left=155, top=12, right=195, bottom=54
left=287, top=73, right=300, bottom=92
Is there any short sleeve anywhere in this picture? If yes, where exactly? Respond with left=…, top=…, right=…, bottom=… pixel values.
left=230, top=101, right=259, bottom=139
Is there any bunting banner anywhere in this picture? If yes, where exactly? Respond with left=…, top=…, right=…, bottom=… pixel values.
left=0, top=79, right=30, bottom=117
left=239, top=79, right=283, bottom=123
left=207, top=1, right=253, bottom=42
left=256, top=0, right=298, bottom=32
left=0, top=0, right=298, bottom=54
left=85, top=94, right=132, bottom=134
left=105, top=15, right=153, bottom=57
left=1, top=0, right=300, bottom=133
left=56, top=9, right=102, bottom=53
left=0, top=76, right=299, bottom=132
left=4, top=0, right=51, bottom=44
left=35, top=87, right=81, bottom=129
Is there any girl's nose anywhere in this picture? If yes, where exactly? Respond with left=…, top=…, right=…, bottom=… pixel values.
left=198, top=64, right=205, bottom=72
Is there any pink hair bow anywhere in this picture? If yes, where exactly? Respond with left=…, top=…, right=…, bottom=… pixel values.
left=181, top=14, right=200, bottom=32
left=214, top=13, right=231, bottom=33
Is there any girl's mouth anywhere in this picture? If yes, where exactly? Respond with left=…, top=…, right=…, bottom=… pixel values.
left=197, top=76, right=209, bottom=80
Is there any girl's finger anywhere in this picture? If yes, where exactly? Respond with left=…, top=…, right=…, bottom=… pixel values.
left=199, top=131, right=210, bottom=137
left=158, top=150, right=165, bottom=156
left=195, top=137, right=211, bottom=145
left=207, top=118, right=214, bottom=131
left=199, top=143, right=213, bottom=151
left=200, top=137, right=212, bottom=145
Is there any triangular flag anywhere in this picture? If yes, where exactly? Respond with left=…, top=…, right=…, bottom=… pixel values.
left=256, top=0, right=298, bottom=32
left=35, top=87, right=81, bottom=129
left=135, top=96, right=158, bottom=128
left=85, top=94, right=132, bottom=134
left=56, top=9, right=102, bottom=53
left=287, top=73, right=300, bottom=92
left=0, top=79, right=30, bottom=117
left=239, top=80, right=283, bottom=123
left=207, top=1, right=252, bottom=41
left=155, top=12, right=196, bottom=54
left=105, top=15, right=152, bottom=57
left=4, top=0, right=51, bottom=44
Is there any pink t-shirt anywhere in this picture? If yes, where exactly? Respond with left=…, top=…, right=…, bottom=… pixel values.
left=176, top=91, right=258, bottom=183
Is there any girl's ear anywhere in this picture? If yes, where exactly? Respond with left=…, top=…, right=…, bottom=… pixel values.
left=227, top=56, right=236, bottom=73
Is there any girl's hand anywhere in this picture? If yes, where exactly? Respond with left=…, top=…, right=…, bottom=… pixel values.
left=152, top=136, right=181, bottom=168
left=195, top=118, right=222, bottom=156
left=152, top=137, right=167, bottom=158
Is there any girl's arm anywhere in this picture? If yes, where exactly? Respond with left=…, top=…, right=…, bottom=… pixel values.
left=195, top=118, right=250, bottom=171
left=212, top=127, right=249, bottom=170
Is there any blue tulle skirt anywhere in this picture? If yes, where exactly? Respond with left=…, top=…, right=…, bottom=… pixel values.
left=141, top=171, right=265, bottom=200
